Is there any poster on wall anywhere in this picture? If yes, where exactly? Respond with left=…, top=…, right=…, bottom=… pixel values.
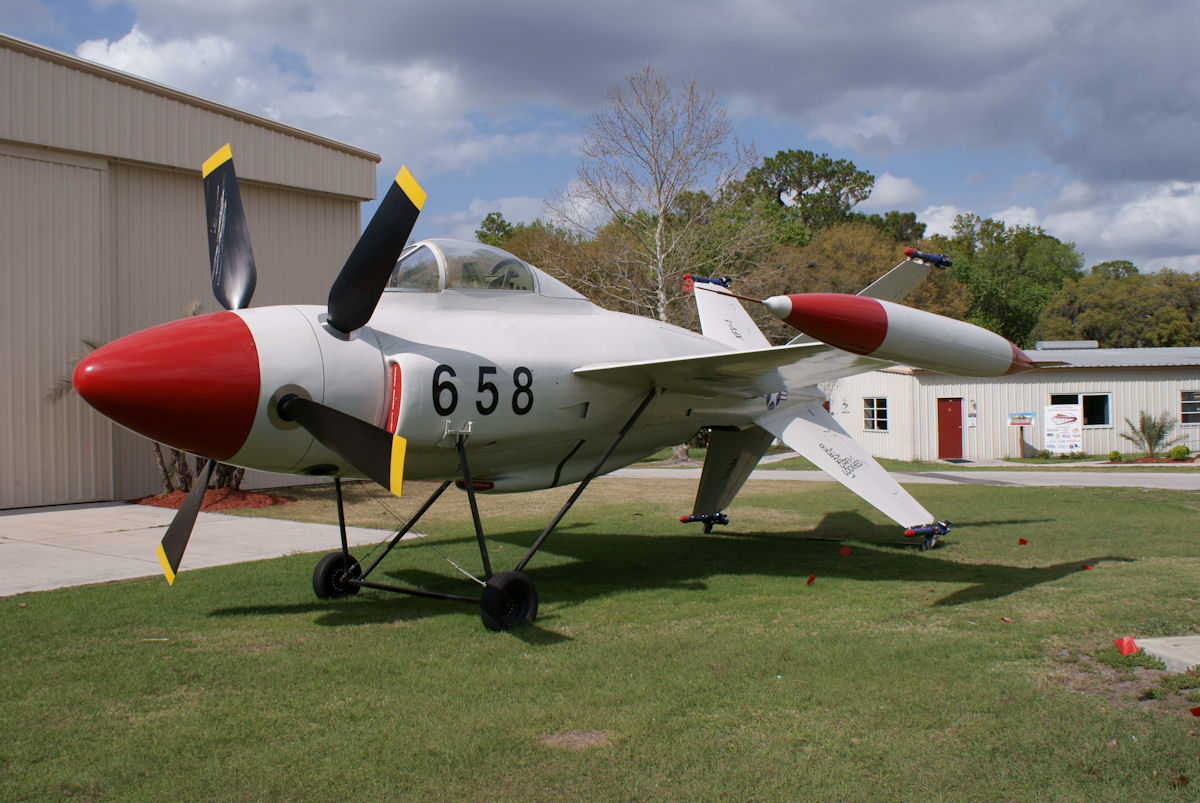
left=1043, top=404, right=1083, bottom=453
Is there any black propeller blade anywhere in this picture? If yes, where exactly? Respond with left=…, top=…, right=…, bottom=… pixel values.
left=202, top=143, right=257, bottom=311
left=326, top=167, right=425, bottom=334
left=156, top=459, right=217, bottom=585
left=278, top=395, right=407, bottom=497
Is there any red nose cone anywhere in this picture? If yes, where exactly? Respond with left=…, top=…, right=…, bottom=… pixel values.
left=778, top=293, right=889, bottom=355
left=73, top=312, right=260, bottom=460
left=1006, top=342, right=1036, bottom=374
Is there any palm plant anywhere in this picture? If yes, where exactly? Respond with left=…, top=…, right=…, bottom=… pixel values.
left=1119, top=411, right=1184, bottom=458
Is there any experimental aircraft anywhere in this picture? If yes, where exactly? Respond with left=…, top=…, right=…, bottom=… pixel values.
left=72, top=145, right=1033, bottom=630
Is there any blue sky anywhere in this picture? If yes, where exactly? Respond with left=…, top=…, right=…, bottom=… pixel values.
left=7, top=0, right=1200, bottom=271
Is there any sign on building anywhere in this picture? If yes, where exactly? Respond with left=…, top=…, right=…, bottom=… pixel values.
left=1043, top=404, right=1083, bottom=454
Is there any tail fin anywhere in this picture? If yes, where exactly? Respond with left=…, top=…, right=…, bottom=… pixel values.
left=689, top=278, right=770, bottom=350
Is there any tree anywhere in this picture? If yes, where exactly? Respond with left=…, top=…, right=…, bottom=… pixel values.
left=547, top=65, right=758, bottom=326
left=743, top=149, right=874, bottom=233
left=851, top=210, right=926, bottom=243
left=475, top=211, right=514, bottom=247
left=927, top=214, right=1084, bottom=347
left=1032, top=266, right=1200, bottom=347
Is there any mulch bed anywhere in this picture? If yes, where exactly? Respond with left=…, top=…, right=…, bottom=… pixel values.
left=1105, top=457, right=1196, bottom=464
left=133, top=488, right=293, bottom=511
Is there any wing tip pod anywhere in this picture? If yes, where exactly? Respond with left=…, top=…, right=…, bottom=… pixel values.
left=202, top=143, right=233, bottom=178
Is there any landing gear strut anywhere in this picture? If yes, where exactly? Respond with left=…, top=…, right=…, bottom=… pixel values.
left=313, top=390, right=656, bottom=630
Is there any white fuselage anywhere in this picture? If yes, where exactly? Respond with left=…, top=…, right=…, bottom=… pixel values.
left=229, top=289, right=770, bottom=491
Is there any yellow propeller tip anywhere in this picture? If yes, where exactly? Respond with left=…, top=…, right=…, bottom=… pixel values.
left=202, top=143, right=233, bottom=178
left=395, top=167, right=426, bottom=211
left=155, top=543, right=177, bottom=586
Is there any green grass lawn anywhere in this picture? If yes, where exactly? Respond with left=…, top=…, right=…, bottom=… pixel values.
left=4, top=479, right=1200, bottom=800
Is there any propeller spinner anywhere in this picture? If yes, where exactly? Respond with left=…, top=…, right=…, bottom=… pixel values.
left=73, top=143, right=423, bottom=583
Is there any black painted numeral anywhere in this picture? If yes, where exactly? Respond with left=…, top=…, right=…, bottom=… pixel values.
left=476, top=366, right=499, bottom=415
left=512, top=366, right=533, bottom=415
left=432, top=364, right=457, bottom=416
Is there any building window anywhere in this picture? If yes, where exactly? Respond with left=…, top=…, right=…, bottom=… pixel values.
left=1183, top=391, right=1200, bottom=425
left=1050, top=393, right=1110, bottom=426
left=864, top=397, right=888, bottom=431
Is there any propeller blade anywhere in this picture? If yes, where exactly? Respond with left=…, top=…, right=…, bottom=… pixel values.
left=278, top=396, right=406, bottom=497
left=202, top=144, right=257, bottom=310
left=326, top=166, right=425, bottom=333
left=156, top=458, right=217, bottom=585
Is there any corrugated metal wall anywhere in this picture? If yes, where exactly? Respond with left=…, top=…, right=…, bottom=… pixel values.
left=1, top=35, right=377, bottom=508
left=829, top=367, right=1200, bottom=461
left=1, top=146, right=113, bottom=507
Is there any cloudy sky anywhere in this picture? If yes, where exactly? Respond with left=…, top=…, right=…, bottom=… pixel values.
left=7, top=0, right=1200, bottom=271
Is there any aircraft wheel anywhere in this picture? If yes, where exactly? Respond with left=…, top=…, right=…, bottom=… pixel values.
left=313, top=552, right=361, bottom=599
left=479, top=571, right=538, bottom=631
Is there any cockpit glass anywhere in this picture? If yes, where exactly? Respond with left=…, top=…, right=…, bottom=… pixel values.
left=386, top=245, right=440, bottom=292
left=441, top=241, right=534, bottom=292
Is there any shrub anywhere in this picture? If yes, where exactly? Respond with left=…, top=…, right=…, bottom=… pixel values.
left=1120, top=411, right=1184, bottom=458
left=1169, top=444, right=1191, bottom=461
left=1107, top=450, right=1123, bottom=462
left=1035, top=449, right=1051, bottom=459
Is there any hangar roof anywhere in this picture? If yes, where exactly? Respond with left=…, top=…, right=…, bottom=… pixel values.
left=1023, top=347, right=1200, bottom=369
left=1, top=33, right=379, bottom=199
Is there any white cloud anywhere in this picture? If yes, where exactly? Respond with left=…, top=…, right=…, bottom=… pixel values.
left=859, top=172, right=925, bottom=212
left=918, top=204, right=962, bottom=238
left=73, top=25, right=572, bottom=177
left=430, top=196, right=547, bottom=241
left=989, top=206, right=1041, bottom=229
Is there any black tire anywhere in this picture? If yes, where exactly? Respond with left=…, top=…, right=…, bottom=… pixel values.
left=313, top=552, right=361, bottom=599
left=479, top=571, right=538, bottom=631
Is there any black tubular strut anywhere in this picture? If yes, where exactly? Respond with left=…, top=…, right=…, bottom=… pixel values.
left=334, top=477, right=351, bottom=560
left=357, top=479, right=453, bottom=580
left=515, top=389, right=656, bottom=572
left=456, top=435, right=493, bottom=579
left=341, top=478, right=478, bottom=604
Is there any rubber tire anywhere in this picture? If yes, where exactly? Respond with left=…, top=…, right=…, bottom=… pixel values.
left=313, top=552, right=362, bottom=599
left=479, top=571, right=538, bottom=631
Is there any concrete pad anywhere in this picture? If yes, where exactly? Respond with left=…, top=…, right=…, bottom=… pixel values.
left=1137, top=636, right=1200, bottom=674
left=0, top=502, right=397, bottom=596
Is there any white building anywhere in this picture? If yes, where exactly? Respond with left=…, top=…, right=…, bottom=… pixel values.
left=1, top=34, right=379, bottom=508
left=825, top=343, right=1200, bottom=461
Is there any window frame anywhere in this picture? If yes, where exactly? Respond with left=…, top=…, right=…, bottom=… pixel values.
left=863, top=397, right=888, bottom=432
left=1049, top=392, right=1111, bottom=427
left=1182, top=390, right=1200, bottom=425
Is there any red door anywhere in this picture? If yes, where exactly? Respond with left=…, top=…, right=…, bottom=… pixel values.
left=937, top=398, right=963, bottom=460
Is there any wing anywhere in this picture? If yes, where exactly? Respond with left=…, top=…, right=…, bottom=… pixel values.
left=757, top=404, right=935, bottom=528
left=574, top=342, right=888, bottom=398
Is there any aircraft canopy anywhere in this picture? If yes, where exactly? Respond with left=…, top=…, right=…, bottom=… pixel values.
left=386, top=239, right=585, bottom=300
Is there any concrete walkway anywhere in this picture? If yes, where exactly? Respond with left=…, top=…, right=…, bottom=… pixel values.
left=0, top=502, right=393, bottom=596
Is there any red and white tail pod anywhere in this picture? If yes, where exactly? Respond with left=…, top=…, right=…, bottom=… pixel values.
left=763, top=293, right=1034, bottom=377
